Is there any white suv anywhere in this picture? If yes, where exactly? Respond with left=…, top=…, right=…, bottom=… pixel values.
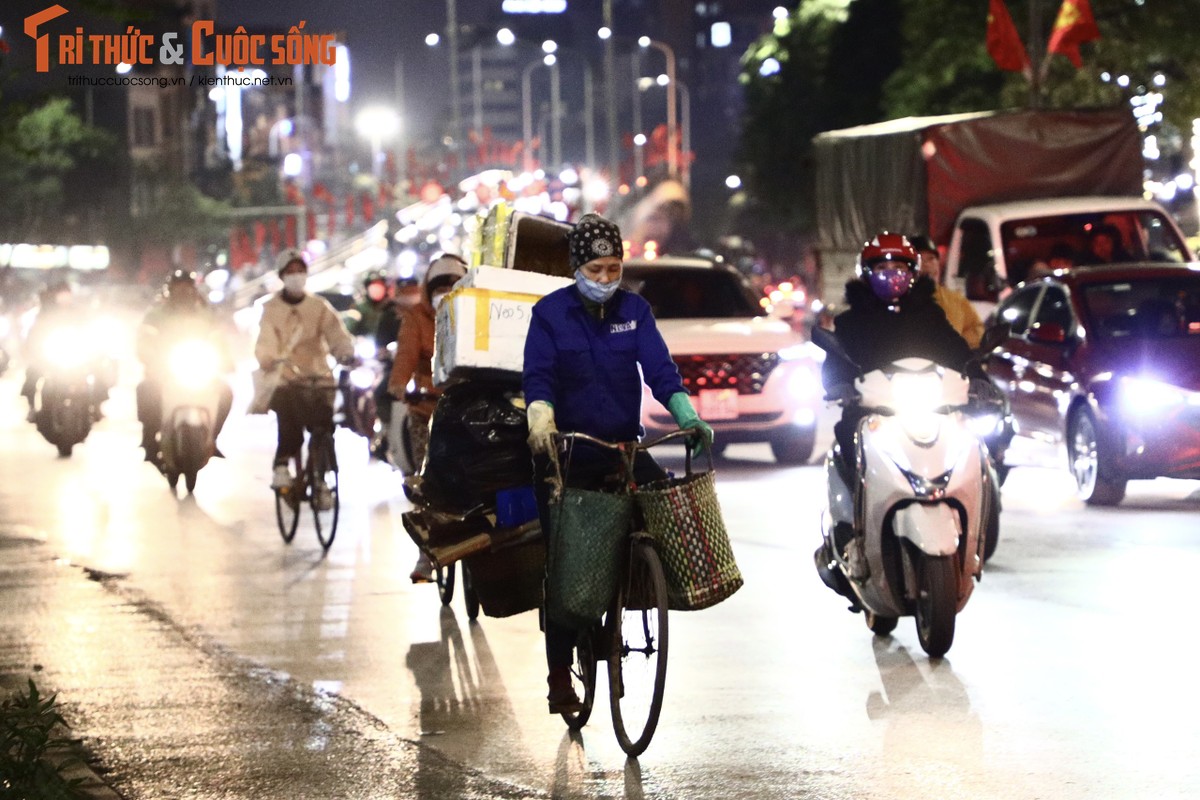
left=623, top=257, right=821, bottom=464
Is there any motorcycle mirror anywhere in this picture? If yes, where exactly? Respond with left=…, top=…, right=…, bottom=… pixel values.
left=977, top=322, right=1011, bottom=355
left=810, top=326, right=861, bottom=374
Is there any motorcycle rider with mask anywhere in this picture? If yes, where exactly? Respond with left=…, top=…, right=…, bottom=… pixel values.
left=817, top=233, right=992, bottom=601
left=136, top=270, right=234, bottom=466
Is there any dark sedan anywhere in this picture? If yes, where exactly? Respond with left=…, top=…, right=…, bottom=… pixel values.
left=987, top=263, right=1200, bottom=505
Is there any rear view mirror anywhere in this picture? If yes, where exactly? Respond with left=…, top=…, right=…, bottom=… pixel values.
left=978, top=322, right=1011, bottom=354
left=1028, top=322, right=1067, bottom=344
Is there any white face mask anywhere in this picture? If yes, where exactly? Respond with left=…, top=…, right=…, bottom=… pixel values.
left=282, top=274, right=306, bottom=295
left=431, top=291, right=450, bottom=308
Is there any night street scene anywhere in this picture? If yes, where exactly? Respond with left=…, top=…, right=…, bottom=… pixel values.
left=3, top=0, right=1200, bottom=797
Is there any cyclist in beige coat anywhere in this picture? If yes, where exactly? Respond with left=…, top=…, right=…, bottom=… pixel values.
left=255, top=249, right=357, bottom=501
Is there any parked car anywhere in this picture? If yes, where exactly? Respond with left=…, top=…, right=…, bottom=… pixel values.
left=986, top=263, right=1200, bottom=505
left=622, top=257, right=822, bottom=464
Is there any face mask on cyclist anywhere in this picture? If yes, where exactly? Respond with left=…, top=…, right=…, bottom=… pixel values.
left=282, top=274, right=306, bottom=295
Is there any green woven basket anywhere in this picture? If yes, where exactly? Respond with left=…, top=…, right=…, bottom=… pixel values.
left=545, top=487, right=633, bottom=629
left=637, top=470, right=743, bottom=611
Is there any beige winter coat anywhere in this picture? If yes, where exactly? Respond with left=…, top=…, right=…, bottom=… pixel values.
left=255, top=293, right=355, bottom=387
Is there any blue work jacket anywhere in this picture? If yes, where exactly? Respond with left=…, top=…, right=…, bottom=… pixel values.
left=523, top=286, right=684, bottom=443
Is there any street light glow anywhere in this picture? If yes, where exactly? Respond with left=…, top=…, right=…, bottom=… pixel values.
left=543, top=54, right=556, bottom=66
left=638, top=36, right=651, bottom=48
left=726, top=174, right=742, bottom=189
left=760, top=57, right=781, bottom=77
left=497, top=28, right=516, bottom=46
left=657, top=73, right=669, bottom=86
left=1117, top=74, right=1131, bottom=87
left=425, top=33, right=440, bottom=46
left=542, top=39, right=557, bottom=54
left=598, top=27, right=612, bottom=40
left=634, top=133, right=647, bottom=146
left=356, top=106, right=400, bottom=140
left=773, top=6, right=789, bottom=19
left=282, top=153, right=303, bottom=177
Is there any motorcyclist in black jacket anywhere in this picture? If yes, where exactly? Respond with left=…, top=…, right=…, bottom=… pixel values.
left=822, top=232, right=981, bottom=463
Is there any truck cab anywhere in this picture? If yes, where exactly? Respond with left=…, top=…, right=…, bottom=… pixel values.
left=944, top=196, right=1193, bottom=317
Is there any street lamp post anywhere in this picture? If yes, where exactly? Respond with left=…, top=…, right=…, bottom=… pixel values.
left=638, top=36, right=677, bottom=181
left=356, top=107, right=400, bottom=181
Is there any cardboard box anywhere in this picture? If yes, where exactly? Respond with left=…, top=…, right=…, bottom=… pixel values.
left=434, top=286, right=545, bottom=385
left=459, top=265, right=572, bottom=296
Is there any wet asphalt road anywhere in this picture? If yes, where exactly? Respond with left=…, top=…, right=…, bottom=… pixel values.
left=4, top=356, right=1200, bottom=799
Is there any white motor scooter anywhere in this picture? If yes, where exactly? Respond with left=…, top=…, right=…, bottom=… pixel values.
left=811, top=326, right=1005, bottom=658
left=158, top=337, right=225, bottom=494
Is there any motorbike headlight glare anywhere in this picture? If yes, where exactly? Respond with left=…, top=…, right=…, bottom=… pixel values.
left=968, top=412, right=1001, bottom=438
left=892, top=371, right=943, bottom=416
left=355, top=338, right=377, bottom=360
left=786, top=363, right=821, bottom=400
left=44, top=329, right=86, bottom=368
left=1121, top=376, right=1187, bottom=416
left=349, top=366, right=376, bottom=389
left=169, top=340, right=220, bottom=388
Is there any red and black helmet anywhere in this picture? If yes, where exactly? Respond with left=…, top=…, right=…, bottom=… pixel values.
left=856, top=232, right=920, bottom=279
left=856, top=232, right=921, bottom=304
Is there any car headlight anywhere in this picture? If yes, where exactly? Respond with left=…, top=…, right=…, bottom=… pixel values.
left=786, top=363, right=821, bottom=400
left=44, top=329, right=87, bottom=368
left=169, top=340, right=221, bottom=388
left=1120, top=376, right=1191, bottom=415
left=349, top=366, right=377, bottom=389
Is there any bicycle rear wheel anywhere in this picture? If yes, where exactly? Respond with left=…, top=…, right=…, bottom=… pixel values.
left=309, top=434, right=340, bottom=551
left=562, top=625, right=599, bottom=731
left=609, top=537, right=669, bottom=757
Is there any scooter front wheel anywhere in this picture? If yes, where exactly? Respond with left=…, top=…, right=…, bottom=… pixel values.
left=914, top=555, right=957, bottom=658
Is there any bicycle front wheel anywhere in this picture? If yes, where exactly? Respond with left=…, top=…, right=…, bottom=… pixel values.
left=309, top=435, right=340, bottom=551
left=609, top=537, right=669, bottom=757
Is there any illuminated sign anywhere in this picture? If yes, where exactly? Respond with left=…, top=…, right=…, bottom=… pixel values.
left=502, top=0, right=567, bottom=13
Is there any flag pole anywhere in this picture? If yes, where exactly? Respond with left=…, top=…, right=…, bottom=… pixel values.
left=1028, top=0, right=1043, bottom=108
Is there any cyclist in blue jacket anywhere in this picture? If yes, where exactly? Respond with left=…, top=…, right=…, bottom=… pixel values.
left=523, top=212, right=714, bottom=714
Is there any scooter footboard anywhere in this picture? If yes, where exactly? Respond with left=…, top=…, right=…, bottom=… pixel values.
left=892, top=502, right=961, bottom=556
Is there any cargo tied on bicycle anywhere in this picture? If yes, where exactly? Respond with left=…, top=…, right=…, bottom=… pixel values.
left=400, top=207, right=743, bottom=756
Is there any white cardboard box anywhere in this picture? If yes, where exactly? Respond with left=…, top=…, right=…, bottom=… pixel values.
left=433, top=286, right=544, bottom=385
left=458, top=265, right=572, bottom=296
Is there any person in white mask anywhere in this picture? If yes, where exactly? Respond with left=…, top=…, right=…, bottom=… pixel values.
left=386, top=253, right=469, bottom=582
left=255, top=249, right=357, bottom=504
left=522, top=212, right=714, bottom=713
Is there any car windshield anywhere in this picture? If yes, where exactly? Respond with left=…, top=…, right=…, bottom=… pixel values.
left=1081, top=275, right=1200, bottom=340
left=622, top=268, right=763, bottom=319
left=1000, top=210, right=1191, bottom=285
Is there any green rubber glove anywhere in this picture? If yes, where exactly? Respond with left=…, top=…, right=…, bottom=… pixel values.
left=667, top=392, right=714, bottom=456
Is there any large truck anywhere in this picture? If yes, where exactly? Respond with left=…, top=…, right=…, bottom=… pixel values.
left=812, top=109, right=1193, bottom=310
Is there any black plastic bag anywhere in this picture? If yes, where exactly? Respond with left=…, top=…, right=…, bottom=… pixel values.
left=421, top=380, right=533, bottom=513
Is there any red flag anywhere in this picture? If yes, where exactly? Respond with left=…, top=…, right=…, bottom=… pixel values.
left=1047, top=0, right=1101, bottom=68
left=986, top=0, right=1030, bottom=73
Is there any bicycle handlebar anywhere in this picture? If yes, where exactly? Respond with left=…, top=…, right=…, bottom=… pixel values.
left=553, top=428, right=699, bottom=453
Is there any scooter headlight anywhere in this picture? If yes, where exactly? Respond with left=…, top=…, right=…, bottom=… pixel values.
left=44, top=329, right=86, bottom=369
left=348, top=366, right=376, bottom=389
left=169, top=340, right=220, bottom=389
left=967, top=412, right=1002, bottom=438
left=892, top=371, right=943, bottom=415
